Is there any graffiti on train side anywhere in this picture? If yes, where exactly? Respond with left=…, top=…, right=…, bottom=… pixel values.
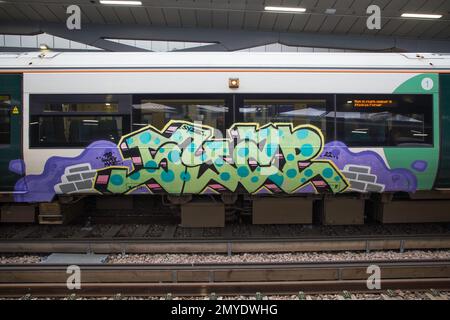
left=11, top=121, right=422, bottom=202
left=94, top=121, right=349, bottom=195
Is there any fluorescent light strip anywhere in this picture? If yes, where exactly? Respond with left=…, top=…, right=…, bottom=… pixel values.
left=401, top=13, right=442, bottom=19
left=264, top=6, right=306, bottom=13
left=100, top=1, right=142, bottom=5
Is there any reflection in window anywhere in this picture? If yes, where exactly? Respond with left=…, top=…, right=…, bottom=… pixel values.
left=30, top=94, right=130, bottom=148
left=336, top=95, right=433, bottom=147
left=240, top=99, right=330, bottom=137
left=43, top=103, right=119, bottom=113
left=30, top=116, right=127, bottom=147
left=0, top=96, right=11, bottom=145
left=132, top=99, right=227, bottom=132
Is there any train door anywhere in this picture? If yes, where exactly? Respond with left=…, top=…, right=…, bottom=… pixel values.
left=435, top=74, right=450, bottom=188
left=0, top=74, right=24, bottom=192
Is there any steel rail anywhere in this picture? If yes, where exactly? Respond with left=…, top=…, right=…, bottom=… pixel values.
left=0, top=260, right=449, bottom=297
left=1, top=234, right=449, bottom=254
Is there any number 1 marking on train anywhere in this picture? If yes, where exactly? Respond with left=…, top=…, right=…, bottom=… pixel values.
left=422, top=78, right=434, bottom=91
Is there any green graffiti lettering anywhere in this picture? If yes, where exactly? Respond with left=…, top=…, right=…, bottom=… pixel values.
left=94, top=121, right=349, bottom=195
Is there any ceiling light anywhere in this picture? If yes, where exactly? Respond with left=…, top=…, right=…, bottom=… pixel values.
left=325, top=8, right=337, bottom=15
left=264, top=6, right=306, bottom=13
left=39, top=44, right=49, bottom=50
left=99, top=1, right=142, bottom=5
left=401, top=13, right=442, bottom=19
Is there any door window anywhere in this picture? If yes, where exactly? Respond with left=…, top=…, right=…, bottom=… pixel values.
left=335, top=94, right=433, bottom=147
left=0, top=95, right=11, bottom=145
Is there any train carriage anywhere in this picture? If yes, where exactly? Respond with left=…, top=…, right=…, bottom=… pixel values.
left=1, top=51, right=450, bottom=225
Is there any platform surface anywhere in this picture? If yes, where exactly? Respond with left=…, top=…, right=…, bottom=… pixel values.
left=41, top=253, right=108, bottom=265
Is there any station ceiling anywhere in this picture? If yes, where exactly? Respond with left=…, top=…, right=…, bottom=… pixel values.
left=1, top=0, right=450, bottom=52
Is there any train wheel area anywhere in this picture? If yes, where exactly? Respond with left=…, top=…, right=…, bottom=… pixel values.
left=2, top=192, right=450, bottom=227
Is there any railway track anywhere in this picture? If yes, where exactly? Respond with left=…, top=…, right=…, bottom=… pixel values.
left=0, top=260, right=449, bottom=297
left=1, top=234, right=450, bottom=254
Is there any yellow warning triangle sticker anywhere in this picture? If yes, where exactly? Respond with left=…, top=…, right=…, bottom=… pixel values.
left=12, top=106, right=19, bottom=115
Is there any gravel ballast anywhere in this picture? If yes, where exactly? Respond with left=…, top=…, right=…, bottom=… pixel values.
left=107, top=250, right=450, bottom=264
left=0, top=254, right=42, bottom=264
left=1, top=250, right=449, bottom=265
left=0, top=291, right=448, bottom=300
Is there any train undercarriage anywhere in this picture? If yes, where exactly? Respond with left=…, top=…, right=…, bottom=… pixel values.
left=2, top=191, right=450, bottom=226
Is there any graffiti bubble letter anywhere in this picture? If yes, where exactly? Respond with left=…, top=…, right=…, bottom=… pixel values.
left=366, top=264, right=381, bottom=290
left=66, top=265, right=81, bottom=290
left=366, top=5, right=381, bottom=30
left=66, top=5, right=81, bottom=30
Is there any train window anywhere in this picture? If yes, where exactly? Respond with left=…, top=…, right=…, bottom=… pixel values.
left=335, top=94, right=433, bottom=147
left=0, top=96, right=11, bottom=145
left=239, top=98, right=333, bottom=140
left=29, top=94, right=131, bottom=148
left=43, top=103, right=119, bottom=113
left=30, top=94, right=129, bottom=114
left=132, top=98, right=228, bottom=132
left=30, top=116, right=128, bottom=147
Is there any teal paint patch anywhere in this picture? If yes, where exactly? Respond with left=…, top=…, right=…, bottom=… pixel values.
left=322, top=168, right=333, bottom=179
left=161, top=170, right=175, bottom=182
left=110, top=175, right=123, bottom=186
left=145, top=160, right=157, bottom=173
left=130, top=172, right=140, bottom=180
left=214, top=158, right=224, bottom=167
left=220, top=172, right=231, bottom=181
left=286, top=168, right=297, bottom=178
left=304, top=169, right=313, bottom=177
left=296, top=129, right=309, bottom=139
left=180, top=171, right=191, bottom=181
left=139, top=132, right=151, bottom=144
left=168, top=150, right=180, bottom=163
left=237, top=166, right=250, bottom=178
left=301, top=144, right=314, bottom=157
left=270, top=174, right=284, bottom=186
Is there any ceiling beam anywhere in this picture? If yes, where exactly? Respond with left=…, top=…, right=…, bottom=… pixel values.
left=1, top=21, right=450, bottom=53
left=0, top=46, right=101, bottom=52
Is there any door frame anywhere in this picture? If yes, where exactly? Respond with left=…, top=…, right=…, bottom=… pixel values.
left=0, top=74, right=24, bottom=192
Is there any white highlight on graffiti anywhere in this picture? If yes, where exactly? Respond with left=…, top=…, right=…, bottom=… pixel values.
left=366, top=5, right=381, bottom=30
left=349, top=148, right=390, bottom=169
left=66, top=5, right=81, bottom=30
left=366, top=264, right=381, bottom=290
left=66, top=265, right=81, bottom=290
left=421, top=78, right=434, bottom=91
